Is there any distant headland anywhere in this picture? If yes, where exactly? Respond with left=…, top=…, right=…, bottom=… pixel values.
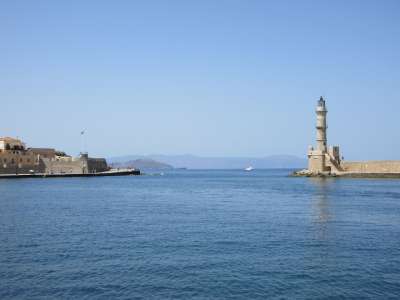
left=293, top=97, right=400, bottom=178
left=108, top=154, right=306, bottom=170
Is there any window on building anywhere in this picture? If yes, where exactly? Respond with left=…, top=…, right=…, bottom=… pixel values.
left=27, top=159, right=30, bottom=163
left=11, top=159, right=15, bottom=164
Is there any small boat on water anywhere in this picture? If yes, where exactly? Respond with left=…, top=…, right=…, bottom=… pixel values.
left=244, top=166, right=254, bottom=171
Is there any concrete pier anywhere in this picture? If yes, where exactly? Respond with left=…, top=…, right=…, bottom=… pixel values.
left=0, top=169, right=140, bottom=179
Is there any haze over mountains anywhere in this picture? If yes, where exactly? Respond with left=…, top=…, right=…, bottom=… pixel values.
left=110, top=159, right=173, bottom=170
left=108, top=154, right=306, bottom=170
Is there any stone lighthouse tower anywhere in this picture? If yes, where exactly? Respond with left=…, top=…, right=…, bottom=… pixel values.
left=307, top=97, right=329, bottom=173
left=307, top=96, right=342, bottom=174
left=316, top=96, right=328, bottom=152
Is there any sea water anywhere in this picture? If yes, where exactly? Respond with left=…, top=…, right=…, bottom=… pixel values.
left=1, top=169, right=399, bottom=299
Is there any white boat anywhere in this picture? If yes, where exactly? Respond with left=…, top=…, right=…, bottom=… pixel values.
left=244, top=166, right=254, bottom=171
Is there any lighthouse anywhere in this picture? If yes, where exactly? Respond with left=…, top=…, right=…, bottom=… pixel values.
left=307, top=97, right=328, bottom=173
left=294, top=95, right=400, bottom=178
left=316, top=96, right=328, bottom=152
left=307, top=96, right=342, bottom=174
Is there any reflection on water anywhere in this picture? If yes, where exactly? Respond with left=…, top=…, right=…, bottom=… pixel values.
left=310, top=178, right=333, bottom=239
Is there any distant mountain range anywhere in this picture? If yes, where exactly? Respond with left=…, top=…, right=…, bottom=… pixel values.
left=108, top=154, right=306, bottom=170
left=109, top=159, right=173, bottom=170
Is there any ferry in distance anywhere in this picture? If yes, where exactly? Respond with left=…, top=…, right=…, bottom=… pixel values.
left=244, top=166, right=254, bottom=172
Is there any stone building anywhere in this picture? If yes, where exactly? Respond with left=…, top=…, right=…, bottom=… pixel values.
left=0, top=137, right=108, bottom=175
left=0, top=137, right=44, bottom=174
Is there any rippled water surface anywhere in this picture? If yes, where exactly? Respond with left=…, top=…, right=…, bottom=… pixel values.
left=1, top=169, right=400, bottom=299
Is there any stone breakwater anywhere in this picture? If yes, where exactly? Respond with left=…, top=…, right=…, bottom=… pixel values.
left=342, top=161, right=400, bottom=174
left=291, top=169, right=400, bottom=179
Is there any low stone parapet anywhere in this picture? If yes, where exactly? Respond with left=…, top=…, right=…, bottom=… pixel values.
left=342, top=161, right=400, bottom=173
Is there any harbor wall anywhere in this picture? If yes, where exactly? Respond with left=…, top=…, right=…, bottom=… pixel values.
left=42, top=159, right=84, bottom=174
left=342, top=161, right=400, bottom=173
left=0, top=150, right=45, bottom=174
left=0, top=160, right=46, bottom=175
left=0, top=137, right=110, bottom=175
left=87, top=158, right=108, bottom=173
left=42, top=157, right=108, bottom=174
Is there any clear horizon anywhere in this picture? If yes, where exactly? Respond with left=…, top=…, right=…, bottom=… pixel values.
left=1, top=1, right=399, bottom=160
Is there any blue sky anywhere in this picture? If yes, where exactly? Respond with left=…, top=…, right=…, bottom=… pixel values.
left=1, top=0, right=399, bottom=159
